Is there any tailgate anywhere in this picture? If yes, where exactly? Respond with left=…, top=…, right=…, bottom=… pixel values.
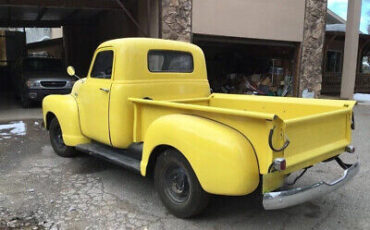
left=282, top=107, right=354, bottom=171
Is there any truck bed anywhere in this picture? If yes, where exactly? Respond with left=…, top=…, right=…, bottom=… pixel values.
left=130, top=93, right=356, bottom=174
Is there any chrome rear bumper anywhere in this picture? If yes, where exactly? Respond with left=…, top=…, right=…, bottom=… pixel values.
left=263, top=162, right=359, bottom=210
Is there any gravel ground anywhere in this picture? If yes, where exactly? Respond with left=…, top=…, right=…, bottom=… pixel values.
left=0, top=104, right=369, bottom=230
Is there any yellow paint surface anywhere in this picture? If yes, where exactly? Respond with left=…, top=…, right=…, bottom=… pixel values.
left=43, top=38, right=356, bottom=196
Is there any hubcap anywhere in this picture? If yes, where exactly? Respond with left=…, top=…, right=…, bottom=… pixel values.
left=164, top=166, right=190, bottom=203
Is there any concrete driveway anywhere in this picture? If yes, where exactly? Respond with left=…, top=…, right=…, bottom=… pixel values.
left=0, top=92, right=42, bottom=122
left=0, top=105, right=369, bottom=230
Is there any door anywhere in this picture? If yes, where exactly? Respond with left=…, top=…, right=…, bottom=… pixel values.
left=77, top=48, right=114, bottom=145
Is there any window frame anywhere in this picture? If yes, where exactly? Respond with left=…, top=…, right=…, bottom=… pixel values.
left=360, top=54, right=370, bottom=75
left=147, top=50, right=194, bottom=73
left=89, top=49, right=114, bottom=80
left=325, top=49, right=343, bottom=74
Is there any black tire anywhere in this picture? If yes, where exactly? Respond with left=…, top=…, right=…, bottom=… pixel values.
left=20, top=92, right=31, bottom=108
left=49, top=117, right=76, bottom=157
left=154, top=149, right=210, bottom=218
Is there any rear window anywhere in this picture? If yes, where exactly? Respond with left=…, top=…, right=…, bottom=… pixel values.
left=148, top=50, right=193, bottom=73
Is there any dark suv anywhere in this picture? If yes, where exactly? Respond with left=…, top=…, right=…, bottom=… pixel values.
left=13, top=57, right=75, bottom=107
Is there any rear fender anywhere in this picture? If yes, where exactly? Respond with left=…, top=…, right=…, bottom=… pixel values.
left=141, top=114, right=259, bottom=196
left=42, top=94, right=90, bottom=146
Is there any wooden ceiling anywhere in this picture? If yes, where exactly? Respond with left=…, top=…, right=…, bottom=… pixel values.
left=0, top=0, right=131, bottom=27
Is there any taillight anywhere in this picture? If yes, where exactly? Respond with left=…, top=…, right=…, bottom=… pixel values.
left=272, top=158, right=286, bottom=171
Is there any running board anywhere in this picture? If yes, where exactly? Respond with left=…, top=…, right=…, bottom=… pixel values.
left=76, top=142, right=142, bottom=174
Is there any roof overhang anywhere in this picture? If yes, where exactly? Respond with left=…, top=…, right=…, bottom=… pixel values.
left=327, top=9, right=346, bottom=25
left=0, top=0, right=125, bottom=27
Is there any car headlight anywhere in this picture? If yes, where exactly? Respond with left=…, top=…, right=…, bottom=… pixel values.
left=26, top=80, right=41, bottom=88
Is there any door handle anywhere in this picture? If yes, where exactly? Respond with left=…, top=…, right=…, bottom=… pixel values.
left=99, top=88, right=109, bottom=93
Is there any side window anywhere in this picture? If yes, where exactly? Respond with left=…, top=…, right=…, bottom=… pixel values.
left=91, top=50, right=113, bottom=79
left=361, top=56, right=370, bottom=74
left=325, top=50, right=342, bottom=73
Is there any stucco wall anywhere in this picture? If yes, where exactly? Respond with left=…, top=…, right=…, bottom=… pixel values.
left=192, top=0, right=306, bottom=42
left=159, top=0, right=328, bottom=97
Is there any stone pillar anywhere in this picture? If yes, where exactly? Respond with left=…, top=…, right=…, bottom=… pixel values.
left=161, top=0, right=192, bottom=42
left=340, top=0, right=362, bottom=99
left=298, top=0, right=327, bottom=98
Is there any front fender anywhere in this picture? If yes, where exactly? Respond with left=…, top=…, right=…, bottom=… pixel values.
left=141, top=114, right=259, bottom=196
left=42, top=94, right=90, bottom=146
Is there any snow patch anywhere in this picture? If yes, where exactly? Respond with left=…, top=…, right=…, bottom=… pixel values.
left=354, top=93, right=370, bottom=102
left=0, top=121, right=27, bottom=140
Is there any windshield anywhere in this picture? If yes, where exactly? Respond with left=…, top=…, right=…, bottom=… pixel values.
left=24, top=58, right=64, bottom=72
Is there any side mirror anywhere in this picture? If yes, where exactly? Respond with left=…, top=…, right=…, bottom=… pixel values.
left=67, top=66, right=75, bottom=76
left=66, top=66, right=80, bottom=79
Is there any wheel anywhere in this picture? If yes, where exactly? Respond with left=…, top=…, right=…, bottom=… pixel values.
left=154, top=149, right=210, bottom=218
left=20, top=92, right=31, bottom=108
left=49, top=117, right=76, bottom=157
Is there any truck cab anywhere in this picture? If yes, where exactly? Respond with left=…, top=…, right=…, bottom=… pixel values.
left=74, top=39, right=209, bottom=148
left=43, top=38, right=359, bottom=218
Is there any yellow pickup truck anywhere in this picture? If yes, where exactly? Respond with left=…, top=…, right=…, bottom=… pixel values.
left=42, top=38, right=359, bottom=218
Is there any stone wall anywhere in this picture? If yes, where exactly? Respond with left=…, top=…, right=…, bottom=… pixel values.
left=161, top=0, right=192, bottom=42
left=299, top=0, right=327, bottom=98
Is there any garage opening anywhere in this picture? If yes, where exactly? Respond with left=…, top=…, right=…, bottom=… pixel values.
left=0, top=0, right=154, bottom=120
left=193, top=34, right=299, bottom=97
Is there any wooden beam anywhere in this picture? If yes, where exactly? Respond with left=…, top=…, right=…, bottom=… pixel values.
left=327, top=34, right=338, bottom=46
left=36, top=7, right=47, bottom=21
left=7, top=5, right=11, bottom=24
left=322, top=34, right=337, bottom=74
left=359, top=38, right=370, bottom=51
left=0, top=19, right=93, bottom=27
left=114, top=0, right=148, bottom=37
left=293, top=43, right=302, bottom=97
left=146, top=0, right=150, bottom=36
left=356, top=39, right=370, bottom=74
left=158, top=0, right=162, bottom=38
left=193, top=34, right=297, bottom=48
left=63, top=9, right=80, bottom=21
left=0, top=0, right=121, bottom=10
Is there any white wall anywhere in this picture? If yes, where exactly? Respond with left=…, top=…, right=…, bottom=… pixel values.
left=192, top=0, right=306, bottom=42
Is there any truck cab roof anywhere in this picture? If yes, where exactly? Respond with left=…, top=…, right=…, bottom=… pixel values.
left=91, top=38, right=208, bottom=82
